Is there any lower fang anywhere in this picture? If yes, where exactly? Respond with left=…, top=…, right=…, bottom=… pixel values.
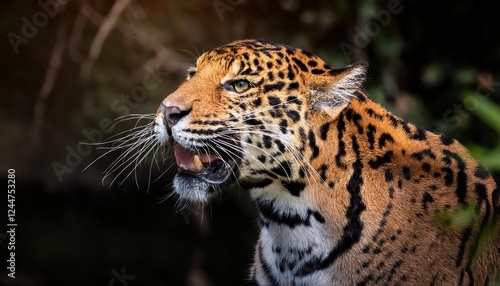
left=193, top=154, right=203, bottom=171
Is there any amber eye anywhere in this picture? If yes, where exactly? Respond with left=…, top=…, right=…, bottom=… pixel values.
left=233, top=80, right=250, bottom=93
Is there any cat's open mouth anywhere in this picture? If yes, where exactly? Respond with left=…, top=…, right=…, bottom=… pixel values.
left=173, top=143, right=235, bottom=185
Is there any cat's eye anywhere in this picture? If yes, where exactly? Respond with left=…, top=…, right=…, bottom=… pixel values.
left=233, top=80, right=250, bottom=93
left=187, top=67, right=196, bottom=79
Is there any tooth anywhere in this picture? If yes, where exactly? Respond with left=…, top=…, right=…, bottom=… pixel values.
left=179, top=164, right=187, bottom=170
left=193, top=154, right=203, bottom=171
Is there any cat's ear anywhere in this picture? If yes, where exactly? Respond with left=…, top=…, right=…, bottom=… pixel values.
left=310, top=62, right=367, bottom=112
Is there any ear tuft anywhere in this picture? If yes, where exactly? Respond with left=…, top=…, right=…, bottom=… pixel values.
left=311, top=62, right=367, bottom=110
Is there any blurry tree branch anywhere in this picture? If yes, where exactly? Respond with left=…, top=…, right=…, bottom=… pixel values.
left=80, top=0, right=104, bottom=24
left=29, top=23, right=68, bottom=146
left=80, top=1, right=189, bottom=84
left=68, top=8, right=86, bottom=64
left=80, top=0, right=131, bottom=112
left=80, top=0, right=131, bottom=81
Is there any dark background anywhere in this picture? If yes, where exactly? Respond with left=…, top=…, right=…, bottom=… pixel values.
left=1, top=0, right=500, bottom=285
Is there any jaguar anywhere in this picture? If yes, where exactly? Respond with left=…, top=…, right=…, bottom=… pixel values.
left=124, top=39, right=499, bottom=285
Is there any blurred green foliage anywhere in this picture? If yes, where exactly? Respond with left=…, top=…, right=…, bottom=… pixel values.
left=466, top=96, right=500, bottom=171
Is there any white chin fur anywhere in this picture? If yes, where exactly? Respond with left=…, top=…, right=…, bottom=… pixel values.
left=173, top=174, right=210, bottom=202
